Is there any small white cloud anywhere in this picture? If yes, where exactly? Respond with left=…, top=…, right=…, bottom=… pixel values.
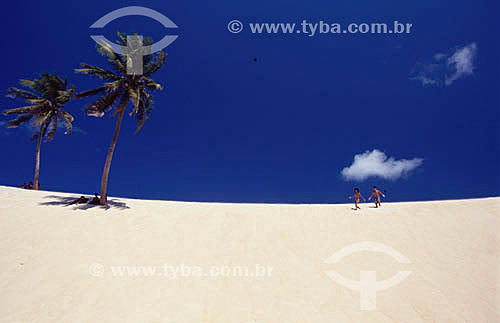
left=445, top=43, right=477, bottom=85
left=410, top=42, right=477, bottom=87
left=341, top=149, right=423, bottom=181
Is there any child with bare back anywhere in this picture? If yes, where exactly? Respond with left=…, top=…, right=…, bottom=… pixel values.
left=348, top=188, right=365, bottom=210
left=368, top=186, right=385, bottom=208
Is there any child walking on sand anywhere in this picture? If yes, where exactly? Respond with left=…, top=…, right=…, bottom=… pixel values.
left=349, top=188, right=366, bottom=210
left=368, top=186, right=385, bottom=208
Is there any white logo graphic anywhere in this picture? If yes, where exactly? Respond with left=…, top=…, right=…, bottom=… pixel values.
left=324, top=241, right=411, bottom=310
left=90, top=6, right=178, bottom=75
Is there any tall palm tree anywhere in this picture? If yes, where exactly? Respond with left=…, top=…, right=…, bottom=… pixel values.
left=2, top=73, right=74, bottom=190
left=75, top=33, right=166, bottom=205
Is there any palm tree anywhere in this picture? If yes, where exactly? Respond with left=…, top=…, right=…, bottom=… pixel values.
left=2, top=73, right=74, bottom=190
left=75, top=33, right=166, bottom=205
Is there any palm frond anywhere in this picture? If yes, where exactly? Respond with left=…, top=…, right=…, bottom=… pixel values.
left=6, top=87, right=40, bottom=100
left=36, top=74, right=64, bottom=99
left=26, top=98, right=50, bottom=105
left=3, top=105, right=43, bottom=116
left=104, top=80, right=125, bottom=91
left=56, top=87, right=74, bottom=104
left=142, top=77, right=163, bottom=91
left=45, top=115, right=58, bottom=142
left=31, top=111, right=53, bottom=126
left=75, top=87, right=106, bottom=99
left=144, top=51, right=167, bottom=77
left=58, top=110, right=74, bottom=134
left=19, top=79, right=44, bottom=93
left=85, top=90, right=123, bottom=117
left=128, top=87, right=141, bottom=115
left=135, top=89, right=153, bottom=133
left=7, top=114, right=33, bottom=128
left=96, top=39, right=127, bottom=74
left=75, top=63, right=120, bottom=81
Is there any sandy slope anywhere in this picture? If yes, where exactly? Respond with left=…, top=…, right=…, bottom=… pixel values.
left=0, top=185, right=498, bottom=322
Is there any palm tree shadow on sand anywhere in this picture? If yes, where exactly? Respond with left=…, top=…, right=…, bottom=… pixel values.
left=39, top=195, right=130, bottom=211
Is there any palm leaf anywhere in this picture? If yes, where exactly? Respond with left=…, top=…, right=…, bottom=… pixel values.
left=7, top=114, right=33, bottom=128
left=85, top=90, right=123, bottom=117
left=3, top=105, right=43, bottom=116
left=128, top=87, right=141, bottom=115
left=135, top=89, right=153, bottom=133
left=144, top=51, right=167, bottom=77
left=142, top=77, right=163, bottom=91
left=58, top=110, right=74, bottom=134
left=96, top=40, right=127, bottom=74
left=45, top=115, right=58, bottom=142
left=6, top=87, right=40, bottom=100
left=75, top=63, right=120, bottom=81
left=32, top=111, right=52, bottom=126
left=19, top=79, right=44, bottom=93
left=75, top=87, right=106, bottom=99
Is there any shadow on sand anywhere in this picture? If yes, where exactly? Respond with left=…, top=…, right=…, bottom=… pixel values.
left=39, top=195, right=130, bottom=211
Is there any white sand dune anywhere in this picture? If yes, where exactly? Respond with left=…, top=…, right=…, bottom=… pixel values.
left=0, top=185, right=498, bottom=322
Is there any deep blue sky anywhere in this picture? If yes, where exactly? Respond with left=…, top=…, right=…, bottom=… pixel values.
left=1, top=0, right=498, bottom=203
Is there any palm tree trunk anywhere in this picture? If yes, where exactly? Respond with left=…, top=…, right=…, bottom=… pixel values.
left=33, top=126, right=44, bottom=190
left=99, top=108, right=126, bottom=205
